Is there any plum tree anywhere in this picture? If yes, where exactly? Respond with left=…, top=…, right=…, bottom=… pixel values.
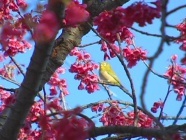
left=0, top=0, right=186, bottom=139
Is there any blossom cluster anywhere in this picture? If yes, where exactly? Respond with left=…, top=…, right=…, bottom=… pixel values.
left=164, top=56, right=186, bottom=101
left=123, top=47, right=147, bottom=68
left=176, top=21, right=186, bottom=64
left=18, top=106, right=89, bottom=139
left=69, top=47, right=99, bottom=93
left=0, top=0, right=27, bottom=24
left=94, top=0, right=161, bottom=43
left=99, top=102, right=153, bottom=128
left=38, top=108, right=89, bottom=140
left=124, top=0, right=161, bottom=27
left=91, top=103, right=104, bottom=113
left=63, top=1, right=90, bottom=26
left=100, top=40, right=148, bottom=67
left=0, top=0, right=31, bottom=56
left=1, top=20, right=32, bottom=56
left=18, top=101, right=44, bottom=139
left=0, top=88, right=43, bottom=139
left=100, top=41, right=121, bottom=60
left=1, top=0, right=90, bottom=55
left=94, top=1, right=157, bottom=66
left=151, top=101, right=164, bottom=113
left=33, top=10, right=60, bottom=43
left=94, top=7, right=134, bottom=43
left=48, top=67, right=68, bottom=96
left=0, top=88, right=12, bottom=112
left=26, top=101, right=44, bottom=123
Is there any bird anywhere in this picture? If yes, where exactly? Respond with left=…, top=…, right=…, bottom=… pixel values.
left=99, top=61, right=129, bottom=92
left=99, top=62, right=121, bottom=86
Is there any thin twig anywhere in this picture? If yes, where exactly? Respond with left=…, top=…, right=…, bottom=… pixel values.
left=172, top=95, right=186, bottom=125
left=0, top=87, right=16, bottom=92
left=142, top=60, right=166, bottom=79
left=42, top=86, right=47, bottom=111
left=77, top=113, right=95, bottom=127
left=0, top=74, right=45, bottom=103
left=95, top=69, right=132, bottom=99
left=60, top=90, right=67, bottom=110
left=131, top=27, right=162, bottom=38
left=103, top=85, right=113, bottom=100
left=78, top=41, right=100, bottom=48
left=158, top=61, right=174, bottom=121
left=9, top=56, right=25, bottom=77
left=97, top=81, right=132, bottom=98
left=167, top=5, right=186, bottom=16
left=161, top=116, right=186, bottom=120
left=116, top=33, right=124, bottom=60
left=16, top=10, right=33, bottom=36
left=0, top=75, right=20, bottom=86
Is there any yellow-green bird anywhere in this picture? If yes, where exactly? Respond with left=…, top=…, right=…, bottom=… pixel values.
left=99, top=62, right=129, bottom=93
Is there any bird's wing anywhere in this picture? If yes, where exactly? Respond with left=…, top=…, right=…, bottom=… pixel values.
left=107, top=70, right=121, bottom=85
left=99, top=70, right=117, bottom=84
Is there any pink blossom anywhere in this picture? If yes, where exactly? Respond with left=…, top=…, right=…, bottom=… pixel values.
left=69, top=48, right=99, bottom=93
left=34, top=11, right=60, bottom=43
left=64, top=1, right=89, bottom=26
left=123, top=47, right=147, bottom=68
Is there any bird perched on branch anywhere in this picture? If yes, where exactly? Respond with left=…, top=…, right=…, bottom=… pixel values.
left=99, top=62, right=121, bottom=86
left=99, top=62, right=129, bottom=93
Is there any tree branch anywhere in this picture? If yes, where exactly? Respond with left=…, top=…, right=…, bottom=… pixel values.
left=89, top=123, right=186, bottom=139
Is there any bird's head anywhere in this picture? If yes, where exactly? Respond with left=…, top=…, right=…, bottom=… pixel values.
left=100, top=62, right=110, bottom=70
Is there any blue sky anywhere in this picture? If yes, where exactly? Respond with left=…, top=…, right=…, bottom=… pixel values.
left=0, top=0, right=186, bottom=139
